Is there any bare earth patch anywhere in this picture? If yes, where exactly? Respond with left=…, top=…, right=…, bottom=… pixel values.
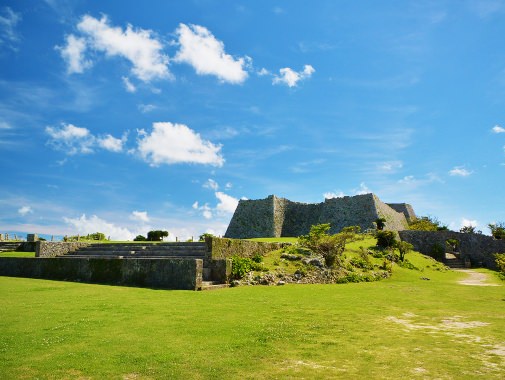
left=388, top=313, right=504, bottom=375
left=455, top=270, right=500, bottom=286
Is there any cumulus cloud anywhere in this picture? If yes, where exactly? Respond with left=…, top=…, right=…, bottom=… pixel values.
left=215, top=191, right=239, bottom=213
left=492, top=125, right=505, bottom=133
left=136, top=122, right=224, bottom=167
left=64, top=214, right=135, bottom=241
left=46, top=123, right=125, bottom=155
left=57, top=34, right=92, bottom=74
left=174, top=23, right=249, bottom=84
left=46, top=123, right=94, bottom=154
left=97, top=134, right=126, bottom=152
left=461, top=218, right=478, bottom=229
left=353, top=182, right=371, bottom=195
left=0, top=6, right=21, bottom=48
left=18, top=206, right=33, bottom=216
left=130, top=210, right=149, bottom=222
left=273, top=64, right=315, bottom=87
left=59, top=14, right=170, bottom=82
left=449, top=166, right=473, bottom=177
left=324, top=191, right=345, bottom=199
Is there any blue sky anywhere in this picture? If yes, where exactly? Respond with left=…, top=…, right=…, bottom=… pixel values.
left=0, top=0, right=504, bottom=240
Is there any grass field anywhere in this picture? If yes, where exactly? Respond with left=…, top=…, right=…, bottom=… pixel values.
left=0, top=246, right=504, bottom=379
left=0, top=251, right=35, bottom=258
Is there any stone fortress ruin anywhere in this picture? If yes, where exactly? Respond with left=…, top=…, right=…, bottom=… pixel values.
left=225, top=193, right=416, bottom=238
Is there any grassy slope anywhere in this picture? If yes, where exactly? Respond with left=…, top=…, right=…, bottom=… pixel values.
left=0, top=241, right=504, bottom=379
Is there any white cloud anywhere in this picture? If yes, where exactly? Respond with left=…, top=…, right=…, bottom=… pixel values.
left=324, top=191, right=345, bottom=199
left=257, top=68, right=270, bottom=76
left=138, top=104, right=156, bottom=113
left=64, top=214, right=135, bottom=241
left=0, top=6, right=21, bottom=48
left=492, top=125, right=505, bottom=133
left=460, top=218, right=478, bottom=229
left=73, top=14, right=170, bottom=82
left=353, top=182, right=371, bottom=195
left=225, top=182, right=232, bottom=189
left=203, top=178, right=219, bottom=191
left=136, top=122, right=224, bottom=167
left=215, top=191, right=239, bottom=214
left=57, top=34, right=92, bottom=74
left=377, top=160, right=403, bottom=172
left=45, top=123, right=94, bottom=154
left=174, top=23, right=249, bottom=84
left=97, top=134, right=125, bottom=152
left=0, top=121, right=12, bottom=129
left=273, top=64, right=315, bottom=87
left=449, top=166, right=473, bottom=177
left=122, top=76, right=136, bottom=93
left=192, top=201, right=199, bottom=209
left=46, top=123, right=125, bottom=155
left=130, top=210, right=149, bottom=222
left=18, top=206, right=33, bottom=216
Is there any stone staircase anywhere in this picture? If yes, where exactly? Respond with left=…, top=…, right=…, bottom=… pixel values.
left=58, top=242, right=228, bottom=290
left=0, top=242, right=22, bottom=253
left=445, top=252, right=465, bottom=269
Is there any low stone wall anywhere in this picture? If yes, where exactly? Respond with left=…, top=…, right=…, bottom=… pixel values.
left=399, top=230, right=505, bottom=269
left=0, top=257, right=203, bottom=290
left=206, top=237, right=288, bottom=259
left=36, top=241, right=91, bottom=257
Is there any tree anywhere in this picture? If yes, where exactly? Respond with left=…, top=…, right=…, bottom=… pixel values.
left=298, top=224, right=347, bottom=268
left=396, top=241, right=413, bottom=262
left=147, top=230, right=169, bottom=241
left=460, top=225, right=476, bottom=234
left=488, top=223, right=505, bottom=239
left=199, top=233, right=214, bottom=242
left=409, top=216, right=448, bottom=231
left=376, top=230, right=397, bottom=248
left=133, top=235, right=147, bottom=241
left=375, top=218, right=386, bottom=231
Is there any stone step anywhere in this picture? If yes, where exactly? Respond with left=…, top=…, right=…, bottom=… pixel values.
left=66, top=250, right=206, bottom=256
left=59, top=255, right=205, bottom=260
left=83, top=242, right=206, bottom=249
left=75, top=246, right=207, bottom=253
left=445, top=259, right=465, bottom=268
left=200, top=281, right=229, bottom=291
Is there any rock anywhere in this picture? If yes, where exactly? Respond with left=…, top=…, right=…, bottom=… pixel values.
left=280, top=253, right=302, bottom=261
left=231, top=280, right=241, bottom=287
left=277, top=280, right=285, bottom=286
left=309, top=258, right=323, bottom=267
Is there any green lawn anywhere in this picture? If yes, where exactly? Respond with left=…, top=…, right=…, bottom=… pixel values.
left=0, top=247, right=504, bottom=379
left=0, top=251, right=35, bottom=258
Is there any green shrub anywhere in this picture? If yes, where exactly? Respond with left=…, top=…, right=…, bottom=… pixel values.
left=230, top=256, right=264, bottom=279
left=409, top=216, right=448, bottom=231
left=199, top=233, right=214, bottom=242
left=494, top=253, right=505, bottom=276
left=396, top=241, right=413, bottom=262
left=489, top=223, right=505, bottom=239
left=376, top=231, right=397, bottom=248
left=251, top=253, right=263, bottom=263
left=298, top=224, right=347, bottom=268
left=133, top=235, right=147, bottom=241
left=375, top=218, right=386, bottom=231
left=430, top=243, right=445, bottom=261
left=349, top=257, right=372, bottom=270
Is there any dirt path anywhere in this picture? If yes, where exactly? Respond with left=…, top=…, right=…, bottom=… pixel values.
left=455, top=270, right=501, bottom=286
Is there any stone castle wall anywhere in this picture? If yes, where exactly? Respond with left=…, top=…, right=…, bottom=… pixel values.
left=386, top=203, right=417, bottom=222
left=225, top=193, right=410, bottom=238
left=399, top=230, right=505, bottom=269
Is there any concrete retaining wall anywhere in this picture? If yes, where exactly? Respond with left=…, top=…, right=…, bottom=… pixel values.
left=399, top=230, right=505, bottom=269
left=0, top=257, right=203, bottom=290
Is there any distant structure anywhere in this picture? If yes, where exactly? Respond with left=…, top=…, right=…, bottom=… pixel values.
left=225, top=193, right=416, bottom=239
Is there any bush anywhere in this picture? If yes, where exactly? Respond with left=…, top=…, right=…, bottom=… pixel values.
left=376, top=231, right=397, bottom=248
left=147, top=230, right=169, bottom=241
left=133, top=235, right=147, bottom=241
left=409, top=216, right=448, bottom=231
left=230, top=256, right=264, bottom=279
left=494, top=253, right=505, bottom=275
left=375, top=218, right=386, bottom=231
left=199, top=233, right=214, bottom=242
left=251, top=253, right=263, bottom=263
left=430, top=243, right=445, bottom=261
left=396, top=241, right=413, bottom=262
left=298, top=224, right=347, bottom=268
